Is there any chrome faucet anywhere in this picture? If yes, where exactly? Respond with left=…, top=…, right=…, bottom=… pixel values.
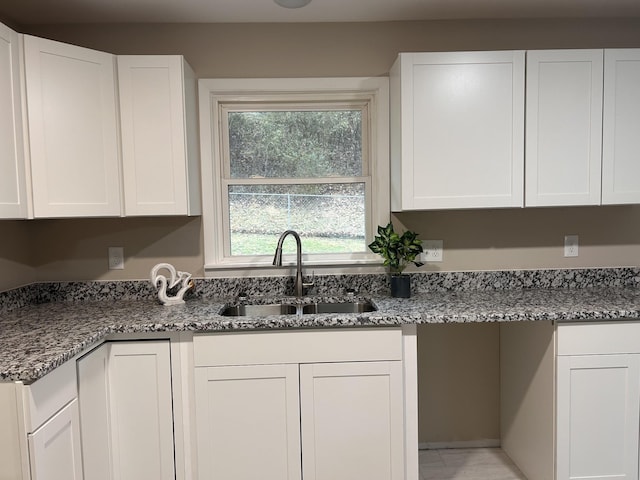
left=273, top=230, right=313, bottom=297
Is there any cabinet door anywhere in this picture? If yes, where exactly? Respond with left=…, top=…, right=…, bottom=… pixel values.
left=28, top=398, right=83, bottom=480
left=194, top=364, right=302, bottom=480
left=24, top=35, right=121, bottom=217
left=0, top=22, right=28, bottom=218
left=556, top=354, right=640, bottom=480
left=77, top=343, right=111, bottom=480
left=391, top=51, right=525, bottom=210
left=602, top=49, right=640, bottom=205
left=118, top=55, right=200, bottom=216
left=300, top=361, right=404, bottom=480
left=108, top=341, right=175, bottom=480
left=526, top=49, right=604, bottom=206
left=78, top=341, right=175, bottom=480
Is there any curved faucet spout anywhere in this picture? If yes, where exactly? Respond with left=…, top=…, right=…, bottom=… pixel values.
left=273, top=230, right=305, bottom=297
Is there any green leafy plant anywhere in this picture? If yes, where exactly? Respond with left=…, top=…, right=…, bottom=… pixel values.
left=368, top=222, right=424, bottom=276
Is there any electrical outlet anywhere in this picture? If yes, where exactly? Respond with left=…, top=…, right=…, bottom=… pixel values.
left=108, top=247, right=125, bottom=270
left=564, top=235, right=579, bottom=257
left=422, top=240, right=443, bottom=263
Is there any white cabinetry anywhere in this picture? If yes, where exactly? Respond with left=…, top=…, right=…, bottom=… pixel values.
left=556, top=322, right=640, bottom=480
left=602, top=49, right=640, bottom=205
left=24, top=35, right=121, bottom=218
left=28, top=399, right=83, bottom=480
left=0, top=22, right=29, bottom=219
left=77, top=340, right=176, bottom=480
left=299, top=361, right=404, bottom=480
left=194, top=363, right=302, bottom=480
left=525, top=49, right=604, bottom=207
left=0, top=357, right=84, bottom=480
left=390, top=51, right=525, bottom=210
left=193, top=328, right=412, bottom=480
left=117, top=55, right=200, bottom=216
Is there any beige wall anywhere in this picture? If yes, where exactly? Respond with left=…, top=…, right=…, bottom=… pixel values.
left=30, top=217, right=204, bottom=282
left=0, top=221, right=35, bottom=291
left=418, top=323, right=500, bottom=445
left=3, top=18, right=640, bottom=445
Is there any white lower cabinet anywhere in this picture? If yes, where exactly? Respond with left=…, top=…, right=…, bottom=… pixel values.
left=299, top=361, right=404, bottom=480
left=77, top=340, right=176, bottom=480
left=194, top=364, right=302, bottom=480
left=555, top=322, right=640, bottom=480
left=556, top=354, right=640, bottom=480
left=501, top=320, right=640, bottom=480
left=193, top=328, right=411, bottom=480
left=0, top=357, right=83, bottom=480
left=28, top=399, right=83, bottom=480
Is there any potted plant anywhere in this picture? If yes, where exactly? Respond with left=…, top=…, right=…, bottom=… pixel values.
left=368, top=222, right=424, bottom=298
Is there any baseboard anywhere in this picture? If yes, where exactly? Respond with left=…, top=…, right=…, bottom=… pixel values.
left=419, top=439, right=501, bottom=450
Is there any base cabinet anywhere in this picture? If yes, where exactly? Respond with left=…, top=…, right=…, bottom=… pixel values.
left=0, top=357, right=83, bottom=480
left=77, top=340, right=176, bottom=480
left=555, top=322, right=640, bottom=480
left=194, top=364, right=302, bottom=480
left=299, top=361, right=404, bottom=480
left=193, top=328, right=409, bottom=480
left=501, top=320, right=640, bottom=480
left=194, top=360, right=404, bottom=480
left=28, top=399, right=83, bottom=480
left=556, top=354, right=640, bottom=480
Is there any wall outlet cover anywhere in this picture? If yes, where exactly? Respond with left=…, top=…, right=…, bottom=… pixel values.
left=564, top=235, right=579, bottom=258
left=422, top=240, right=444, bottom=263
left=108, top=247, right=125, bottom=270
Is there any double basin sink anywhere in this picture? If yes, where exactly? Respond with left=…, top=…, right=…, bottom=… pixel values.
left=221, top=300, right=376, bottom=317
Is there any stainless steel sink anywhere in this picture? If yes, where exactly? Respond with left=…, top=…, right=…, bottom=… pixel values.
left=220, top=304, right=298, bottom=317
left=220, top=300, right=376, bottom=317
left=302, top=301, right=376, bottom=314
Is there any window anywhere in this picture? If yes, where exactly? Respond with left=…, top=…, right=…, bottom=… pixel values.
left=199, top=78, right=389, bottom=272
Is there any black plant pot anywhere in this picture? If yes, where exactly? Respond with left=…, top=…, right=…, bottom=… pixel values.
left=390, top=275, right=411, bottom=298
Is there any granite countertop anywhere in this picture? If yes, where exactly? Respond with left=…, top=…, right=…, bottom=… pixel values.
left=3, top=285, right=640, bottom=384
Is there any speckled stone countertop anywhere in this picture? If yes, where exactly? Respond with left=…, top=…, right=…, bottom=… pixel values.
left=2, top=267, right=640, bottom=384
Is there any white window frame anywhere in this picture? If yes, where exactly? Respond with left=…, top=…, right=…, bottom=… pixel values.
left=198, top=77, right=390, bottom=275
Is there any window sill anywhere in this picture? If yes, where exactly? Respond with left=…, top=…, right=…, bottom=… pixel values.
left=204, top=256, right=385, bottom=277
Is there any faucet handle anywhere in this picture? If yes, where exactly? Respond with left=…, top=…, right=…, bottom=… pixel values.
left=303, top=270, right=315, bottom=289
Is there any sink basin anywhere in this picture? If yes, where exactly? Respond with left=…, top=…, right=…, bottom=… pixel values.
left=302, top=301, right=376, bottom=314
left=220, top=300, right=376, bottom=317
left=221, top=304, right=298, bottom=317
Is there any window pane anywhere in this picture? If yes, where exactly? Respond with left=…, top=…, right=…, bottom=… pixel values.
left=229, top=184, right=366, bottom=256
left=228, top=110, right=362, bottom=178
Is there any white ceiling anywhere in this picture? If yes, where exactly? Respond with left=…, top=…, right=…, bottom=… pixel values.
left=2, top=0, right=640, bottom=25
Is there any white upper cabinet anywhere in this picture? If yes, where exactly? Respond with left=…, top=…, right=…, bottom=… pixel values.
left=0, top=22, right=29, bottom=219
left=24, top=35, right=121, bottom=218
left=117, top=55, right=201, bottom=216
left=390, top=51, right=525, bottom=210
left=525, top=49, right=604, bottom=207
left=602, top=49, right=640, bottom=205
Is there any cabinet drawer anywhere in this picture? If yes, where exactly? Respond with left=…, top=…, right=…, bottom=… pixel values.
left=557, top=321, right=640, bottom=355
left=22, top=359, right=77, bottom=432
left=194, top=327, right=403, bottom=366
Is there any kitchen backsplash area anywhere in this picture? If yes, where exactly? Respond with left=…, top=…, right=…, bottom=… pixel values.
left=2, top=267, right=639, bottom=315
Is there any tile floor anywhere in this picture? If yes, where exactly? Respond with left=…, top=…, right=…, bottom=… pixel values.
left=419, top=448, right=527, bottom=480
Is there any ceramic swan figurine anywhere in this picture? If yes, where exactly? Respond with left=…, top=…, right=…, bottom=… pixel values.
left=150, top=263, right=194, bottom=305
